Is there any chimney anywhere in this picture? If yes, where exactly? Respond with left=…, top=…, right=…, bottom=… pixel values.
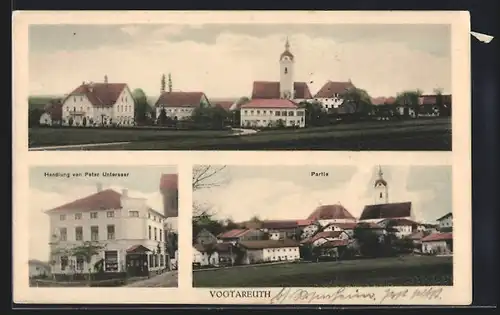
left=96, top=183, right=103, bottom=192
left=122, top=189, right=128, bottom=197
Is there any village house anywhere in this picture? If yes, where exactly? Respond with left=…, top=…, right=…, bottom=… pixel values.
left=377, top=218, right=418, bottom=238
left=61, top=77, right=135, bottom=127
left=421, top=232, right=453, bottom=255
left=436, top=212, right=453, bottom=232
left=217, top=228, right=265, bottom=243
left=46, top=184, right=167, bottom=278
left=307, top=203, right=358, bottom=228
left=321, top=222, right=357, bottom=237
left=260, top=220, right=308, bottom=240
left=301, top=230, right=350, bottom=248
left=154, top=91, right=211, bottom=122
left=238, top=239, right=301, bottom=264
left=39, top=99, right=63, bottom=126
left=195, top=229, right=218, bottom=247
left=313, top=80, right=355, bottom=111
left=28, top=259, right=51, bottom=278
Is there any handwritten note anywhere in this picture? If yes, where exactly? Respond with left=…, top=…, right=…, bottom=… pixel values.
left=269, top=287, right=443, bottom=304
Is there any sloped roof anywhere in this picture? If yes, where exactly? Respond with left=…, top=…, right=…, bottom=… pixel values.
left=160, top=173, right=178, bottom=191
left=436, top=212, right=452, bottom=221
left=307, top=204, right=356, bottom=221
left=421, top=232, right=453, bottom=242
left=239, top=239, right=299, bottom=249
left=218, top=229, right=250, bottom=239
left=214, top=101, right=235, bottom=111
left=323, top=222, right=358, bottom=230
left=383, top=218, right=418, bottom=227
left=240, top=98, right=299, bottom=109
left=46, top=189, right=122, bottom=213
left=360, top=202, right=412, bottom=220
left=155, top=91, right=207, bottom=108
left=251, top=81, right=312, bottom=99
left=261, top=220, right=299, bottom=229
left=44, top=99, right=63, bottom=120
left=65, top=83, right=128, bottom=107
left=301, top=231, right=344, bottom=244
left=319, top=239, right=349, bottom=248
left=314, top=81, right=355, bottom=98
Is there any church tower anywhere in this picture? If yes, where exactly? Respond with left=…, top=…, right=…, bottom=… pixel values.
left=279, top=37, right=295, bottom=99
left=374, top=165, right=389, bottom=204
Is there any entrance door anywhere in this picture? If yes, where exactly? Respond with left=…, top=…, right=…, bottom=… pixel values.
left=126, top=254, right=148, bottom=277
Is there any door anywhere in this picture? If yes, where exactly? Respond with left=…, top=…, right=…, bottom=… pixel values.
left=126, top=254, right=148, bottom=277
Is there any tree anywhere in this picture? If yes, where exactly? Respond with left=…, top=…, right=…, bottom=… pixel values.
left=299, top=101, right=328, bottom=127
left=340, top=87, right=373, bottom=114
left=353, top=224, right=391, bottom=258
left=395, top=90, right=422, bottom=107
left=161, top=74, right=166, bottom=93
left=132, top=88, right=150, bottom=125
left=70, top=241, right=107, bottom=286
left=158, top=108, right=168, bottom=126
left=191, top=106, right=228, bottom=129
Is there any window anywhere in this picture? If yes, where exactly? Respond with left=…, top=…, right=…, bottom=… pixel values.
left=60, top=256, right=68, bottom=271
left=256, top=110, right=260, bottom=115
left=104, top=251, right=118, bottom=272
left=75, top=227, right=83, bottom=241
left=250, top=110, right=254, bottom=115
left=281, top=111, right=287, bottom=116
left=107, top=225, right=115, bottom=240
left=154, top=227, right=157, bottom=241
left=75, top=213, right=82, bottom=220
left=129, top=211, right=139, bottom=217
left=288, top=111, right=294, bottom=116
left=153, top=216, right=157, bottom=221
left=107, top=211, right=114, bottom=218
left=148, top=226, right=152, bottom=240
left=149, top=254, right=154, bottom=268
left=244, top=110, right=248, bottom=115
left=76, top=256, right=84, bottom=270
left=269, top=110, right=273, bottom=115
left=90, top=212, right=98, bottom=219
left=59, top=228, right=67, bottom=241
left=284, top=67, right=288, bottom=74
left=60, top=214, right=66, bottom=221
left=297, top=111, right=304, bottom=116
left=275, top=111, right=280, bottom=116
left=379, top=192, right=383, bottom=198
left=148, top=213, right=151, bottom=219
left=160, top=254, right=164, bottom=266
left=263, top=110, right=267, bottom=114
left=160, top=229, right=163, bottom=242
left=91, top=226, right=99, bottom=241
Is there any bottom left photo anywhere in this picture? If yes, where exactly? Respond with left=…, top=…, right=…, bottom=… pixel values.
left=27, top=165, right=179, bottom=287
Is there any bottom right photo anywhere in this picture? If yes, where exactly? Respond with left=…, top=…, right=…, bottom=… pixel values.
left=191, top=164, right=453, bottom=288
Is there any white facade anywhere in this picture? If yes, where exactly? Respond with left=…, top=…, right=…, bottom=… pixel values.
left=280, top=55, right=294, bottom=99
left=29, top=262, right=51, bottom=278
left=392, top=225, right=413, bottom=238
left=155, top=106, right=195, bottom=121
left=322, top=224, right=355, bottom=237
left=240, top=107, right=306, bottom=128
left=438, top=214, right=453, bottom=229
left=422, top=240, right=450, bottom=254
left=302, top=224, right=320, bottom=240
left=244, top=246, right=300, bottom=264
left=312, top=232, right=350, bottom=247
left=48, top=191, right=166, bottom=275
left=61, top=85, right=135, bottom=127
left=39, top=113, right=52, bottom=126
left=193, top=247, right=219, bottom=266
left=317, top=218, right=357, bottom=227
left=314, top=97, right=344, bottom=110
left=269, top=232, right=280, bottom=240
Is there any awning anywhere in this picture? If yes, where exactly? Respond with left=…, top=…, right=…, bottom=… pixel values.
left=126, top=245, right=151, bottom=254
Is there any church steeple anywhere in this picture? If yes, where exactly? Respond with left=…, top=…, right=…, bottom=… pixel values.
left=280, top=37, right=294, bottom=99
left=374, top=165, right=389, bottom=204
left=285, top=36, right=290, bottom=51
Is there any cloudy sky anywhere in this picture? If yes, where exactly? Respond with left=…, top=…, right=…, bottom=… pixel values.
left=193, top=164, right=451, bottom=225
left=29, top=24, right=451, bottom=98
left=29, top=165, right=177, bottom=261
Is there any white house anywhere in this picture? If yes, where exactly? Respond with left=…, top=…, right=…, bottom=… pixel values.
left=305, top=231, right=350, bottom=248
left=193, top=245, right=219, bottom=267
left=240, top=99, right=306, bottom=128
left=306, top=204, right=358, bottom=228
left=61, top=80, right=135, bottom=127
left=322, top=222, right=357, bottom=237
left=154, top=91, right=211, bottom=122
left=46, top=184, right=167, bottom=278
left=239, top=240, right=301, bottom=264
left=28, top=259, right=51, bottom=278
left=313, top=80, right=355, bottom=111
left=378, top=218, right=417, bottom=238
left=421, top=232, right=453, bottom=255
left=436, top=212, right=453, bottom=230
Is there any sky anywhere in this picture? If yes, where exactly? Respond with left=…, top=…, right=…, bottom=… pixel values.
left=29, top=24, right=451, bottom=98
left=193, top=164, right=452, bottom=225
left=28, top=165, right=177, bottom=261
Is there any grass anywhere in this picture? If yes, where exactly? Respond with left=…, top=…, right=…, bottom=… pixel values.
left=192, top=255, right=453, bottom=287
left=29, top=117, right=451, bottom=151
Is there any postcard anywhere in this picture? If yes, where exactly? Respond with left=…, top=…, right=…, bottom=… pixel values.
left=13, top=10, right=471, bottom=306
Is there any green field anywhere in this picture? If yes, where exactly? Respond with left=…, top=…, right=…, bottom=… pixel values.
left=193, top=255, right=453, bottom=287
left=29, top=117, right=451, bottom=151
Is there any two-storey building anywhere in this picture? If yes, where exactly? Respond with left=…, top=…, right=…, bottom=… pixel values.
left=46, top=184, right=167, bottom=278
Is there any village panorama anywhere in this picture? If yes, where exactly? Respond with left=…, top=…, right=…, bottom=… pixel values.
left=192, top=165, right=453, bottom=288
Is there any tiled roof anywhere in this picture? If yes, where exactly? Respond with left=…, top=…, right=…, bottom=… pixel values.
left=408, top=231, right=425, bottom=240
left=323, top=222, right=358, bottom=230
left=301, top=231, right=344, bottom=244
left=307, top=204, right=356, bottom=221
left=66, top=83, right=128, bottom=107
left=240, top=98, right=299, bottom=109
left=44, top=99, right=63, bottom=120
left=155, top=91, right=206, bottom=108
left=214, top=101, right=235, bottom=111
left=239, top=239, right=299, bottom=250
left=296, top=219, right=314, bottom=226
left=314, top=81, right=355, bottom=98
left=251, top=81, right=312, bottom=99
left=421, top=232, right=453, bottom=242
left=261, top=220, right=299, bottom=229
left=319, top=239, right=349, bottom=248
left=218, top=229, right=250, bottom=239
left=46, top=189, right=122, bottom=213
left=384, top=218, right=418, bottom=227
left=436, top=212, right=452, bottom=221
left=359, top=202, right=412, bottom=220
left=160, top=173, right=178, bottom=191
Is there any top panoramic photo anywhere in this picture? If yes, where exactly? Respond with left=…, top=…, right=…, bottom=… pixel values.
left=28, top=22, right=453, bottom=151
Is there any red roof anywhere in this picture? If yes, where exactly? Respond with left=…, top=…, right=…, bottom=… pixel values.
left=65, top=83, right=128, bottom=107
left=421, top=232, right=453, bottom=242
left=320, top=239, right=349, bottom=248
left=44, top=99, right=63, bottom=121
left=251, top=81, right=312, bottom=99
left=296, top=219, right=314, bottom=226
left=360, top=202, right=412, bottom=220
left=240, top=98, right=299, bottom=109
left=239, top=239, right=299, bottom=250
left=218, top=229, right=250, bottom=239
left=261, top=220, right=299, bottom=229
left=214, top=101, right=235, bottom=111
left=46, top=189, right=122, bottom=212
left=155, top=91, right=207, bottom=108
left=314, top=81, right=355, bottom=98
left=307, top=204, right=356, bottom=221
left=302, top=231, right=344, bottom=244
left=384, top=218, right=418, bottom=227
left=160, top=174, right=178, bottom=191
left=419, top=94, right=452, bottom=106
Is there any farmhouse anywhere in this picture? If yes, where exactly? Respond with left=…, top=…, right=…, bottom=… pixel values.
left=155, top=91, right=211, bottom=122
left=217, top=229, right=265, bottom=243
left=238, top=239, right=300, bottom=264
left=46, top=183, right=167, bottom=278
left=378, top=218, right=418, bottom=238
left=436, top=212, right=453, bottom=231
left=307, top=203, right=357, bottom=227
left=421, top=232, right=453, bottom=255
left=39, top=99, right=63, bottom=126
left=321, top=222, right=357, bottom=237
left=313, top=80, right=355, bottom=111
left=195, top=229, right=218, bottom=247
left=61, top=78, right=135, bottom=127
left=301, top=230, right=350, bottom=247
